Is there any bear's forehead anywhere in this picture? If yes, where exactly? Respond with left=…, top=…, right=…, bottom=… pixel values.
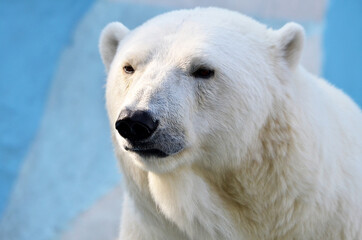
left=118, top=8, right=269, bottom=67
left=128, top=8, right=267, bottom=46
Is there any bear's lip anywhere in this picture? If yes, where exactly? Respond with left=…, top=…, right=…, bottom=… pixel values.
left=125, top=146, right=169, bottom=158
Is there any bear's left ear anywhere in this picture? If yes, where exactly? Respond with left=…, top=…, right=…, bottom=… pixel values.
left=99, top=22, right=130, bottom=73
left=275, top=22, right=305, bottom=70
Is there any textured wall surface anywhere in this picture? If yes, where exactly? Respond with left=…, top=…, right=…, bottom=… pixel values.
left=0, top=0, right=360, bottom=239
left=0, top=0, right=97, bottom=217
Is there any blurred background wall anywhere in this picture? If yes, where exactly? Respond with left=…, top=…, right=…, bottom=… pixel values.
left=0, top=0, right=360, bottom=239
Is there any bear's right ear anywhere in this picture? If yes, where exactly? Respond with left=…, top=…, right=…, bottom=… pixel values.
left=99, top=22, right=129, bottom=72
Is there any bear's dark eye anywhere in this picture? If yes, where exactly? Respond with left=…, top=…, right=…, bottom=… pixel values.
left=123, top=65, right=135, bottom=74
left=192, top=67, right=214, bottom=79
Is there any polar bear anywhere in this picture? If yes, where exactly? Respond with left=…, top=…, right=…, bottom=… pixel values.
left=99, top=7, right=362, bottom=240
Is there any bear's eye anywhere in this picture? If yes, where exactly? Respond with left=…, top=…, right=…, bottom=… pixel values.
left=123, top=65, right=135, bottom=74
left=192, top=67, right=214, bottom=79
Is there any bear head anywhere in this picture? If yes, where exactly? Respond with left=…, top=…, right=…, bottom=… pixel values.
left=99, top=8, right=304, bottom=173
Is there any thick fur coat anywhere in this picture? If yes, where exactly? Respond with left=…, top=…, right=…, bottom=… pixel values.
left=99, top=8, right=362, bottom=240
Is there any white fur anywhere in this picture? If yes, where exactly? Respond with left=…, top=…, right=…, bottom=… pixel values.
left=100, top=7, right=362, bottom=240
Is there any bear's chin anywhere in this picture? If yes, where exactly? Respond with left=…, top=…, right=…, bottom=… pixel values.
left=125, top=146, right=193, bottom=174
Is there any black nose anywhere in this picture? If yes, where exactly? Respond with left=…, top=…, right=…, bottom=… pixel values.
left=115, top=109, right=158, bottom=141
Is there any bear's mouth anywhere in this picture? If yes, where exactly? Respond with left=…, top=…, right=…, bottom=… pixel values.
left=121, top=127, right=186, bottom=159
left=125, top=146, right=169, bottom=158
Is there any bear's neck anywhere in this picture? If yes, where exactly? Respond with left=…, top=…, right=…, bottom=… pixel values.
left=192, top=96, right=322, bottom=239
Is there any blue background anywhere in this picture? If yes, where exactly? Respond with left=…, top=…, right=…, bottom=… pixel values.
left=323, top=0, right=362, bottom=105
left=0, top=0, right=360, bottom=239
